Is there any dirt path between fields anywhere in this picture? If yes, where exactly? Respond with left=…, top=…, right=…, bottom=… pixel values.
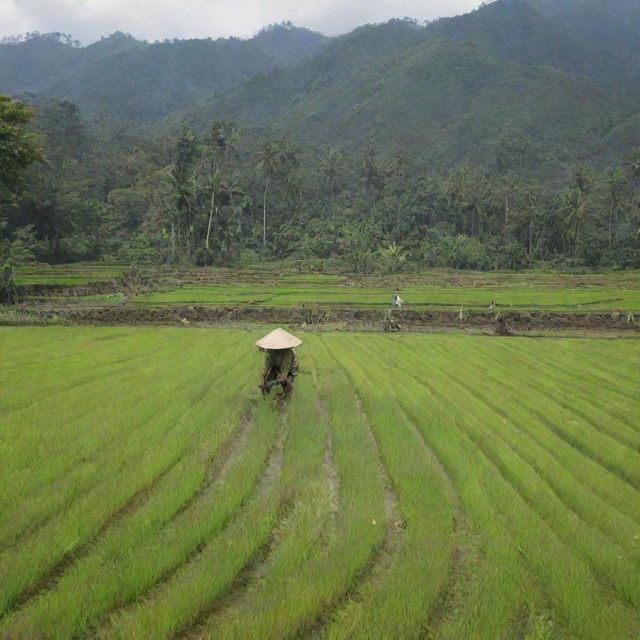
left=12, top=304, right=640, bottom=334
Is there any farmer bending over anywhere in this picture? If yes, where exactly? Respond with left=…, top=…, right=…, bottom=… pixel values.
left=256, top=328, right=302, bottom=396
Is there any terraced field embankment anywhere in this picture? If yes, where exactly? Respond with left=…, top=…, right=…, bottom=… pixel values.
left=42, top=303, right=638, bottom=333
left=11, top=265, right=640, bottom=332
left=1, top=327, right=639, bottom=639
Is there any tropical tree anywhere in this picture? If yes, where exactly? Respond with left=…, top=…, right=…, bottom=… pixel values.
left=170, top=126, right=197, bottom=261
left=377, top=241, right=407, bottom=273
left=320, top=146, right=346, bottom=202
left=0, top=96, right=41, bottom=302
left=0, top=96, right=42, bottom=200
left=603, top=168, right=627, bottom=248
left=360, top=146, right=384, bottom=203
left=255, top=139, right=286, bottom=247
left=202, top=121, right=240, bottom=251
left=560, top=187, right=591, bottom=254
left=444, top=164, right=488, bottom=236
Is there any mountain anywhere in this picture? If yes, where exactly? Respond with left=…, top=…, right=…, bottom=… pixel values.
left=251, top=23, right=331, bottom=65
left=0, top=24, right=328, bottom=120
left=530, top=0, right=640, bottom=59
left=1, top=0, right=638, bottom=169
left=0, top=33, right=83, bottom=94
left=429, top=0, right=634, bottom=85
left=0, top=32, right=142, bottom=95
left=184, top=1, right=638, bottom=168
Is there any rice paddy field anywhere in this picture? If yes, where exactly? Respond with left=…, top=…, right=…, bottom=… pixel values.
left=14, top=264, right=125, bottom=287
left=15, top=263, right=640, bottom=314
left=2, top=326, right=640, bottom=639
left=130, top=281, right=640, bottom=312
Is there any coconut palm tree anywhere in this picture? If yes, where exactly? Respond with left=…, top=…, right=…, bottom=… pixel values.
left=604, top=168, right=626, bottom=248
left=255, top=140, right=286, bottom=247
left=560, top=187, right=590, bottom=254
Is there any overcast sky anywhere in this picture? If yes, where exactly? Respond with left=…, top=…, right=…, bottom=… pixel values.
left=0, top=0, right=484, bottom=44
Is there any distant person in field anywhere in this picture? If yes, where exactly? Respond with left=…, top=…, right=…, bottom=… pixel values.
left=384, top=288, right=403, bottom=331
left=494, top=312, right=512, bottom=336
left=256, top=328, right=301, bottom=396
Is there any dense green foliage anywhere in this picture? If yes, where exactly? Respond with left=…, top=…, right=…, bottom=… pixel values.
left=0, top=96, right=41, bottom=302
left=1, top=327, right=640, bottom=638
left=1, top=0, right=639, bottom=272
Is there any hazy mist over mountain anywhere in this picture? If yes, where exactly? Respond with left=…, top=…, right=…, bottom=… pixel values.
left=1, top=0, right=638, bottom=167
left=0, top=0, right=483, bottom=43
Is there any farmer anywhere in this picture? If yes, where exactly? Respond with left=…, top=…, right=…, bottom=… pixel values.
left=494, top=312, right=512, bottom=336
left=256, top=328, right=302, bottom=396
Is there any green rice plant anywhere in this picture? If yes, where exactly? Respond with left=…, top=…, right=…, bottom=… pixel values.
left=0, top=329, right=254, bottom=618
left=196, top=341, right=387, bottom=639
left=414, top=341, right=640, bottom=607
left=0, top=331, right=247, bottom=546
left=1, top=328, right=640, bottom=639
left=0, top=360, right=274, bottom=636
left=96, top=372, right=330, bottom=639
left=96, top=401, right=286, bottom=640
left=318, top=335, right=455, bottom=639
left=330, top=334, right=537, bottom=639
left=369, top=334, right=640, bottom=638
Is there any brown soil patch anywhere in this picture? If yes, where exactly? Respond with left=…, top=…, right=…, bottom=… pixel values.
left=23, top=304, right=640, bottom=333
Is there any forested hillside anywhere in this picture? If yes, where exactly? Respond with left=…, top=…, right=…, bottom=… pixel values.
left=198, top=0, right=638, bottom=168
left=0, top=0, right=639, bottom=279
left=0, top=25, right=328, bottom=120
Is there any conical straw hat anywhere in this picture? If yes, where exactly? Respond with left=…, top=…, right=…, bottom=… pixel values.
left=255, top=328, right=303, bottom=350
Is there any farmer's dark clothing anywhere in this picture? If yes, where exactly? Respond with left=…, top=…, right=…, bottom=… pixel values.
left=263, top=348, right=298, bottom=381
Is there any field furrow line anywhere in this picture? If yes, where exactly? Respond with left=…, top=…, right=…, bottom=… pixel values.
left=440, top=363, right=640, bottom=556
left=397, top=340, right=640, bottom=504
left=483, top=341, right=640, bottom=439
left=0, top=339, right=247, bottom=532
left=177, top=398, right=340, bottom=640
left=6, top=351, right=151, bottom=414
left=463, top=421, right=640, bottom=617
left=341, top=338, right=486, bottom=636
left=562, top=342, right=640, bottom=383
left=441, top=343, right=640, bottom=509
left=307, top=337, right=455, bottom=639
left=0, top=396, right=277, bottom=640
left=100, top=407, right=278, bottom=624
left=1, top=337, right=252, bottom=546
left=302, top=391, right=404, bottom=639
left=386, top=346, right=640, bottom=609
left=390, top=401, right=478, bottom=637
left=192, top=352, right=385, bottom=640
left=166, top=407, right=255, bottom=524
left=0, top=350, right=256, bottom=623
left=307, top=358, right=341, bottom=541
left=392, top=343, right=640, bottom=556
left=319, top=398, right=340, bottom=524
left=496, top=340, right=640, bottom=411
left=387, top=377, right=637, bottom=638
left=172, top=412, right=291, bottom=640
left=403, top=340, right=640, bottom=521
left=2, top=454, right=183, bottom=619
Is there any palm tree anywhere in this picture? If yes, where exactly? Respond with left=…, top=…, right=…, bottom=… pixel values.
left=255, top=140, right=285, bottom=247
left=203, top=122, right=240, bottom=251
left=604, top=168, right=626, bottom=248
left=560, top=187, right=590, bottom=254
left=320, top=146, right=346, bottom=215
left=360, top=146, right=384, bottom=203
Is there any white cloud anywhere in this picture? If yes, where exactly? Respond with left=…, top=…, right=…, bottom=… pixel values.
left=1, top=0, right=483, bottom=43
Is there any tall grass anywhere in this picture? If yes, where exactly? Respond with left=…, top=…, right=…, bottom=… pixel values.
left=1, top=328, right=639, bottom=639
